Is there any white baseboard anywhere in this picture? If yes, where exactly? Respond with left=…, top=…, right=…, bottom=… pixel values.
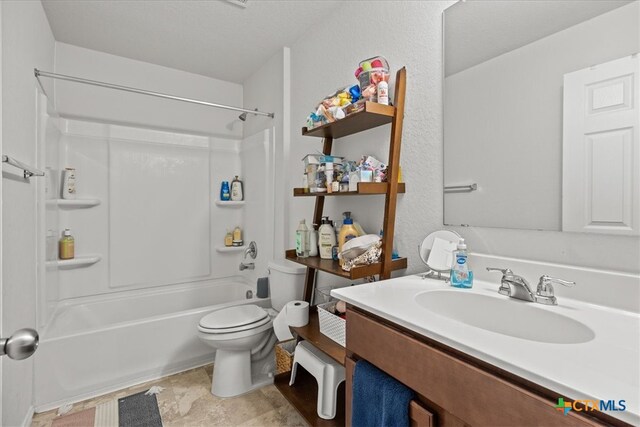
left=21, top=405, right=35, bottom=427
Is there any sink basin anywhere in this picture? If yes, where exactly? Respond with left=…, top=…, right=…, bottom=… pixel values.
left=415, top=290, right=595, bottom=344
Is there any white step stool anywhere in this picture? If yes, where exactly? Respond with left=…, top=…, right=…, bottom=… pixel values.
left=289, top=340, right=346, bottom=420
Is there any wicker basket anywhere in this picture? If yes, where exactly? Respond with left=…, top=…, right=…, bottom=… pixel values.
left=275, top=339, right=296, bottom=374
left=317, top=302, right=346, bottom=346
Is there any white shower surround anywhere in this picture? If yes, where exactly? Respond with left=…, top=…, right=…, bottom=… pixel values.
left=36, top=116, right=276, bottom=411
left=34, top=279, right=268, bottom=411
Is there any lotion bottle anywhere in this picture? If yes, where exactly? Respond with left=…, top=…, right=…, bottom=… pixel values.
left=318, top=217, right=336, bottom=259
left=59, top=229, right=75, bottom=260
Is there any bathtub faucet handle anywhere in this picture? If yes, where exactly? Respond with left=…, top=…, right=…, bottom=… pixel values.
left=244, top=241, right=257, bottom=259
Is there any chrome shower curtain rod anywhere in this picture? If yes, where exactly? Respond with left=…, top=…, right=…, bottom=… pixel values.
left=34, top=69, right=275, bottom=118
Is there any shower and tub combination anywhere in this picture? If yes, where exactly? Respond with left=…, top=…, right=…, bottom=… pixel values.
left=33, top=72, right=279, bottom=411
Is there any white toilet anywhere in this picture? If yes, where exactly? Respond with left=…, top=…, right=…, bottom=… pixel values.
left=198, top=260, right=305, bottom=397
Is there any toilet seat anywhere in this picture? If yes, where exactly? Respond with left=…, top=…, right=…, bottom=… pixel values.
left=199, top=304, right=271, bottom=334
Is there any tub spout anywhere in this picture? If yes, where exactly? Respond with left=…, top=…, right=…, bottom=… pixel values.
left=239, top=262, right=255, bottom=271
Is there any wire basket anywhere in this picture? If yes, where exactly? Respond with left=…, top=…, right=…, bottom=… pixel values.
left=317, top=302, right=346, bottom=347
left=275, top=339, right=296, bottom=374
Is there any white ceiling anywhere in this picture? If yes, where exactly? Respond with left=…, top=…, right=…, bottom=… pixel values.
left=445, top=0, right=634, bottom=76
left=41, top=0, right=342, bottom=84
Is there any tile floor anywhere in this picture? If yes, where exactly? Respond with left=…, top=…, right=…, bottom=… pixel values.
left=31, top=365, right=307, bottom=427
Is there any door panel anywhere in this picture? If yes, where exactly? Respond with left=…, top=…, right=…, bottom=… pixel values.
left=563, top=55, right=639, bottom=235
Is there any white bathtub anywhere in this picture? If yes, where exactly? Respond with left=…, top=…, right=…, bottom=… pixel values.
left=34, top=279, right=268, bottom=412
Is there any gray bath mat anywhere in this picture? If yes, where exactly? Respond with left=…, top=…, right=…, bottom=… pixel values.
left=118, top=390, right=163, bottom=427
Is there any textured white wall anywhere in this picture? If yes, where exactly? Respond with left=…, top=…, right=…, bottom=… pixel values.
left=289, top=1, right=451, bottom=287
left=54, top=42, right=243, bottom=138
left=287, top=0, right=640, bottom=283
left=1, top=1, right=55, bottom=425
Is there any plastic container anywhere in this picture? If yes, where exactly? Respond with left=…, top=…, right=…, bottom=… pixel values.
left=355, top=56, right=390, bottom=102
left=317, top=302, right=346, bottom=346
left=450, top=238, right=473, bottom=288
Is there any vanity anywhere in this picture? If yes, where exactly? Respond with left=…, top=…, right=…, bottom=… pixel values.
left=332, top=275, right=639, bottom=427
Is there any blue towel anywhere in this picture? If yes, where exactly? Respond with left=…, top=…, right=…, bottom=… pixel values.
left=352, top=360, right=415, bottom=427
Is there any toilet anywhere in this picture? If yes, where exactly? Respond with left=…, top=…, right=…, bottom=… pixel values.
left=198, top=260, right=305, bottom=397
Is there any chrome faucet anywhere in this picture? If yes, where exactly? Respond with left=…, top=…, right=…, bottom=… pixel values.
left=486, top=268, right=535, bottom=302
left=239, top=262, right=255, bottom=271
left=535, top=275, right=575, bottom=305
left=486, top=268, right=575, bottom=305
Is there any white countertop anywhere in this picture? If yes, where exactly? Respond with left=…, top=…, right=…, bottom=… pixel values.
left=332, top=275, right=640, bottom=425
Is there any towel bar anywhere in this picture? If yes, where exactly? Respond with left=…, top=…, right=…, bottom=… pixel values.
left=2, top=155, right=45, bottom=178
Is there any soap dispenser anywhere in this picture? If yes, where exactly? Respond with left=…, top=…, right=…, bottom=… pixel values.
left=450, top=238, right=473, bottom=288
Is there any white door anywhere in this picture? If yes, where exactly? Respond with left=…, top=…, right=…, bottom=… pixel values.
left=563, top=54, right=640, bottom=235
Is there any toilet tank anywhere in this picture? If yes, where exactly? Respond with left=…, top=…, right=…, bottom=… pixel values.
left=268, top=260, right=306, bottom=311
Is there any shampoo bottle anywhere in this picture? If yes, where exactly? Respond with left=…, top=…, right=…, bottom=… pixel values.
left=309, top=224, right=319, bottom=257
left=231, top=176, right=244, bottom=201
left=338, top=212, right=359, bottom=265
left=318, top=216, right=336, bottom=259
left=450, top=238, right=473, bottom=288
left=295, top=219, right=310, bottom=258
left=220, top=181, right=231, bottom=201
left=59, top=229, right=75, bottom=260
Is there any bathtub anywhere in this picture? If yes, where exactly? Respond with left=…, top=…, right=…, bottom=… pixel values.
left=34, top=279, right=269, bottom=412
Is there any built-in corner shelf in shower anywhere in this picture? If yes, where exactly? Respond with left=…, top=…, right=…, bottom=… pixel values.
left=215, top=246, right=247, bottom=253
left=215, top=200, right=245, bottom=207
left=46, top=255, right=102, bottom=269
left=46, top=199, right=101, bottom=208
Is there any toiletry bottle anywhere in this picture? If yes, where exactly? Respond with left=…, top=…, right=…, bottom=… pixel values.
left=309, top=224, right=319, bottom=257
left=62, top=167, right=76, bottom=199
left=296, top=220, right=310, bottom=258
left=450, top=238, right=473, bottom=288
left=377, top=81, right=389, bottom=105
left=230, top=176, right=244, bottom=201
left=379, top=229, right=399, bottom=259
left=220, top=181, right=231, bottom=201
left=233, top=226, right=243, bottom=246
left=59, top=229, right=75, bottom=260
left=338, top=212, right=359, bottom=265
left=325, top=162, right=334, bottom=194
left=224, top=231, right=233, bottom=247
left=318, top=216, right=337, bottom=259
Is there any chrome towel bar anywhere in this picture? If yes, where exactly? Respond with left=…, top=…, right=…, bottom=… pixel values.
left=2, top=155, right=45, bottom=178
left=444, top=183, right=477, bottom=193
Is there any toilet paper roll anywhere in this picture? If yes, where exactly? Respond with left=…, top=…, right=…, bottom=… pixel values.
left=273, top=300, right=310, bottom=341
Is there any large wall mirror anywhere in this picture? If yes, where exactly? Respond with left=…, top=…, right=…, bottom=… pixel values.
left=443, top=0, right=639, bottom=235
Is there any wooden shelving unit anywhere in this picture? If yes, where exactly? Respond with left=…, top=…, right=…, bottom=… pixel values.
left=302, top=101, right=395, bottom=139
left=291, top=307, right=345, bottom=365
left=285, top=250, right=407, bottom=281
left=274, top=368, right=345, bottom=427
left=293, top=182, right=405, bottom=197
left=280, top=67, right=407, bottom=425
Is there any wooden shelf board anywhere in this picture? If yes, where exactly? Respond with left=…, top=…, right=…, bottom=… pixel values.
left=274, top=369, right=345, bottom=427
left=285, top=250, right=407, bottom=280
left=293, top=182, right=405, bottom=197
left=292, top=307, right=345, bottom=366
left=302, top=101, right=395, bottom=139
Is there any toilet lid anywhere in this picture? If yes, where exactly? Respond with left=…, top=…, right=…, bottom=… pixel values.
left=199, top=305, right=269, bottom=330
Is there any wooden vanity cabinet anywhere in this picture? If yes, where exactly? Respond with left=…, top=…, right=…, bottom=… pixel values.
left=345, top=306, right=618, bottom=427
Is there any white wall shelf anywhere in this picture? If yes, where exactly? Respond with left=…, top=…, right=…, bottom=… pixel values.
left=215, top=245, right=247, bottom=253
left=46, top=255, right=102, bottom=268
left=46, top=199, right=101, bottom=208
left=215, top=200, right=245, bottom=207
